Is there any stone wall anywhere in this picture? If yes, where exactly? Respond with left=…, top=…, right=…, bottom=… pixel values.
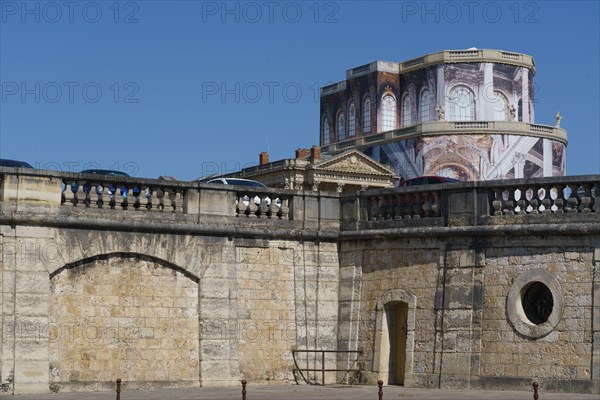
left=1, top=170, right=598, bottom=395
left=338, top=234, right=599, bottom=394
left=479, top=242, right=595, bottom=392
left=338, top=238, right=440, bottom=386
left=0, top=224, right=339, bottom=393
left=48, top=256, right=200, bottom=392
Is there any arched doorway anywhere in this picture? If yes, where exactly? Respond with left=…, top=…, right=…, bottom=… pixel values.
left=373, top=289, right=416, bottom=386
left=386, top=302, right=409, bottom=384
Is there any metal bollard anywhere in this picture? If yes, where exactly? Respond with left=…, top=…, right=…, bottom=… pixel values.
left=116, top=378, right=121, bottom=400
left=378, top=380, right=383, bottom=400
left=241, top=379, right=247, bottom=400
left=533, top=381, right=539, bottom=400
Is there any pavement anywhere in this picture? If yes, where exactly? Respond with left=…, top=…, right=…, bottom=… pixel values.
left=5, top=384, right=599, bottom=400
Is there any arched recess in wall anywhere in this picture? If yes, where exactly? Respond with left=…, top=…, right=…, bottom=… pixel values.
left=381, top=93, right=397, bottom=131
left=448, top=85, right=475, bottom=121
left=48, top=253, right=200, bottom=392
left=492, top=90, right=509, bottom=121
left=420, top=89, right=433, bottom=123
left=348, top=101, right=356, bottom=137
left=362, top=96, right=372, bottom=133
left=322, top=115, right=332, bottom=145
left=430, top=162, right=476, bottom=181
left=372, top=289, right=417, bottom=386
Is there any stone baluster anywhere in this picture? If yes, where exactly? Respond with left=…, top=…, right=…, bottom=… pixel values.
left=566, top=184, right=579, bottom=212
left=131, top=187, right=140, bottom=210
left=393, top=194, right=402, bottom=220
left=68, top=181, right=76, bottom=206
left=253, top=194, right=263, bottom=218
left=62, top=181, right=75, bottom=206
left=74, top=182, right=86, bottom=207
left=279, top=197, right=289, bottom=219
left=120, top=185, right=130, bottom=210
left=554, top=184, right=566, bottom=213
left=115, top=184, right=126, bottom=210
left=107, top=183, right=117, bottom=210
left=491, top=188, right=504, bottom=215
left=369, top=196, right=379, bottom=221
left=137, top=187, right=149, bottom=210
left=422, top=192, right=433, bottom=216
left=402, top=194, right=412, bottom=219
left=540, top=185, right=553, bottom=213
left=504, top=188, right=515, bottom=215
left=260, top=196, right=271, bottom=218
left=388, top=194, right=397, bottom=219
left=174, top=189, right=184, bottom=213
left=164, top=189, right=175, bottom=212
left=431, top=192, right=440, bottom=216
left=235, top=193, right=250, bottom=217
left=248, top=194, right=258, bottom=217
left=529, top=187, right=541, bottom=214
left=383, top=195, right=392, bottom=220
left=159, top=188, right=170, bottom=211
left=147, top=188, right=159, bottom=211
left=412, top=193, right=422, bottom=218
left=516, top=186, right=528, bottom=214
left=95, top=183, right=104, bottom=209
left=579, top=183, right=592, bottom=213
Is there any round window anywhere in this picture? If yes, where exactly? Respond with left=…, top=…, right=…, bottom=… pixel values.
left=506, top=269, right=563, bottom=338
left=521, top=282, right=553, bottom=325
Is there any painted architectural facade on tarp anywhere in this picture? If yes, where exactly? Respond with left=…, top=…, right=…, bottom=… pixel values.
left=363, top=135, right=566, bottom=181
left=320, top=50, right=567, bottom=180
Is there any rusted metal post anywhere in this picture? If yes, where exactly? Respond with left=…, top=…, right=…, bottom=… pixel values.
left=378, top=380, right=383, bottom=400
left=241, top=379, right=247, bottom=400
left=322, top=351, right=325, bottom=385
left=116, top=378, right=121, bottom=400
left=533, top=381, right=539, bottom=400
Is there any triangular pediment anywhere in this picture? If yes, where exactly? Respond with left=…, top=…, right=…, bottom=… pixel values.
left=312, top=150, right=396, bottom=176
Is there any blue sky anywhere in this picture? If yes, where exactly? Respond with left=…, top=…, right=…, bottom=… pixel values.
left=1, top=0, right=599, bottom=180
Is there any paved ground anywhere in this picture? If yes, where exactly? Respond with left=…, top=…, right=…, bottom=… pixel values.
left=7, top=385, right=598, bottom=400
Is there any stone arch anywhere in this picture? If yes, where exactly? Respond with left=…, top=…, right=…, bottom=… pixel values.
left=430, top=162, right=476, bottom=181
left=372, top=289, right=417, bottom=385
left=48, top=252, right=200, bottom=392
left=50, top=252, right=199, bottom=282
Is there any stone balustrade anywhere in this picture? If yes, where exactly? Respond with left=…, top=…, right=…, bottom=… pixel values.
left=235, top=191, right=290, bottom=219
left=363, top=189, right=441, bottom=221
left=339, top=175, right=600, bottom=232
left=1, top=169, right=599, bottom=231
left=61, top=175, right=188, bottom=212
left=0, top=169, right=341, bottom=228
left=488, top=178, right=599, bottom=215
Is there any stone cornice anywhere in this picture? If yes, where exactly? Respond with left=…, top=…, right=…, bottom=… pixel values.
left=322, top=121, right=567, bottom=154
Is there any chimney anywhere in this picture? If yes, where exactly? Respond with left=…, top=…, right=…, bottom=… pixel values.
left=295, top=148, right=310, bottom=159
left=259, top=152, right=269, bottom=165
left=311, top=145, right=321, bottom=161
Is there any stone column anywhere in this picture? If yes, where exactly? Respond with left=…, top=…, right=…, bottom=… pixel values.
left=482, top=63, right=494, bottom=120
left=521, top=68, right=530, bottom=123
left=513, top=153, right=525, bottom=179
left=543, top=138, right=553, bottom=177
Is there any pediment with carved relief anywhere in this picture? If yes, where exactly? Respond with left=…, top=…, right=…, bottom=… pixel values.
left=312, top=150, right=396, bottom=176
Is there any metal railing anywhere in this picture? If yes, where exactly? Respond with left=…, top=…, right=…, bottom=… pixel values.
left=292, top=349, right=361, bottom=385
